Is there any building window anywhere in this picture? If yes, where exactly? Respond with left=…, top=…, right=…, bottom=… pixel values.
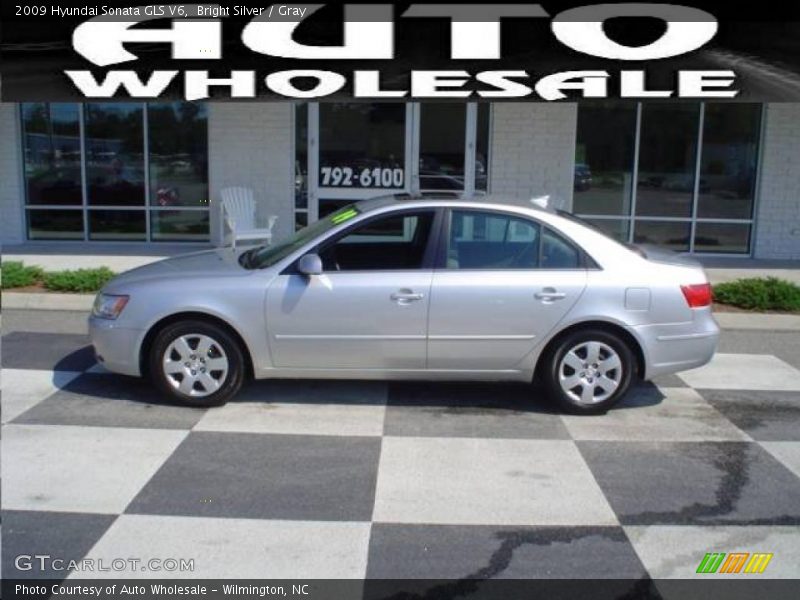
left=419, top=103, right=467, bottom=191
left=294, top=103, right=309, bottom=231
left=21, top=104, right=83, bottom=239
left=21, top=102, right=209, bottom=242
left=697, top=103, right=761, bottom=221
left=574, top=102, right=762, bottom=254
left=148, top=102, right=210, bottom=241
left=574, top=102, right=637, bottom=217
left=475, top=103, right=491, bottom=193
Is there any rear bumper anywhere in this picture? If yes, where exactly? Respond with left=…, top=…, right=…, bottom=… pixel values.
left=631, top=309, right=720, bottom=379
left=88, top=316, right=143, bottom=377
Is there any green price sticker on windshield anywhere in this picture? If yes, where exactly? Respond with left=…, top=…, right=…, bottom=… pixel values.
left=331, top=208, right=358, bottom=225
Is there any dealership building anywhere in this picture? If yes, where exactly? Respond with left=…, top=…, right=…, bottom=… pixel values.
left=0, top=101, right=798, bottom=259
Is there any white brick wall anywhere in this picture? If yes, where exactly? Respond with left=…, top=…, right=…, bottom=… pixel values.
left=754, top=103, right=800, bottom=259
left=488, top=103, right=577, bottom=211
left=208, top=103, right=295, bottom=245
left=0, top=103, right=24, bottom=246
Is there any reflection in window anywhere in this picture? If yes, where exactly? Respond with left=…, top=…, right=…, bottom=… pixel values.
left=581, top=218, right=630, bottom=243
left=697, top=104, right=761, bottom=220
left=574, top=102, right=636, bottom=216
left=22, top=103, right=82, bottom=206
left=148, top=102, right=208, bottom=208
left=151, top=211, right=210, bottom=242
left=694, top=222, right=751, bottom=254
left=419, top=104, right=465, bottom=191
left=85, top=103, right=145, bottom=206
left=295, top=103, right=308, bottom=230
left=27, top=210, right=83, bottom=240
left=475, top=104, right=490, bottom=192
left=88, top=210, right=146, bottom=241
left=21, top=102, right=210, bottom=242
left=636, top=104, right=699, bottom=218
left=633, top=220, right=691, bottom=252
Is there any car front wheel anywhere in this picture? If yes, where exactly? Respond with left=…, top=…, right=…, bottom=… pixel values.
left=149, top=320, right=245, bottom=407
left=543, top=329, right=635, bottom=415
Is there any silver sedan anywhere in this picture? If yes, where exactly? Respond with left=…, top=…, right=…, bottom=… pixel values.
left=89, top=196, right=719, bottom=414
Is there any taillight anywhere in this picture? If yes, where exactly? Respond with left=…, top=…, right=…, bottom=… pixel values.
left=681, top=283, right=712, bottom=308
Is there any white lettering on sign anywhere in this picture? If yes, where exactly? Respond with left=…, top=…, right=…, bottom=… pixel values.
left=321, top=167, right=405, bottom=188
left=71, top=3, right=718, bottom=66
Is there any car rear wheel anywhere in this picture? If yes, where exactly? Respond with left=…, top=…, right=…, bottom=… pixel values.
left=149, top=320, right=245, bottom=407
left=542, top=329, right=635, bottom=415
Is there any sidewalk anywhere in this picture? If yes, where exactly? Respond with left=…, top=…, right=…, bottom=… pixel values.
left=2, top=242, right=212, bottom=272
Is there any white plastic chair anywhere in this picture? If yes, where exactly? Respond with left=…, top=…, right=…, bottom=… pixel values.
left=220, top=187, right=278, bottom=250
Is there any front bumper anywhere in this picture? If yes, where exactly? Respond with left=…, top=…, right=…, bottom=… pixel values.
left=631, top=308, right=720, bottom=379
left=88, top=316, right=144, bottom=377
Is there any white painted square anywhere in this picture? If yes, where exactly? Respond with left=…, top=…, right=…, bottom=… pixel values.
left=1, top=369, right=81, bottom=424
left=678, top=354, right=800, bottom=391
left=761, top=442, right=800, bottom=479
left=626, top=525, right=800, bottom=579
left=563, top=388, right=749, bottom=442
left=75, top=515, right=371, bottom=579
left=373, top=437, right=617, bottom=526
left=193, top=401, right=385, bottom=437
left=2, top=424, right=187, bottom=514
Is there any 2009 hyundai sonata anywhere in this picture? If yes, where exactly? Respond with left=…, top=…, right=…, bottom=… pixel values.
left=89, top=195, right=719, bottom=414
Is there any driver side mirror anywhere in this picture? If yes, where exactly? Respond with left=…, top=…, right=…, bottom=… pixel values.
left=297, top=253, right=323, bottom=276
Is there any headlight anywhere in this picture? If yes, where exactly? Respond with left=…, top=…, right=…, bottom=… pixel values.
left=92, top=294, right=129, bottom=320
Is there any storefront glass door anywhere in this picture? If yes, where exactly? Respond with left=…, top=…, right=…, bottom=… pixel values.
left=304, top=103, right=485, bottom=223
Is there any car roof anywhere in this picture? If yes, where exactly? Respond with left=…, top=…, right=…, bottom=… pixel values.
left=355, top=193, right=554, bottom=217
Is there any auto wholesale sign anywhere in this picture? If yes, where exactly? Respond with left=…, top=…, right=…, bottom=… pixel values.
left=2, top=1, right=800, bottom=101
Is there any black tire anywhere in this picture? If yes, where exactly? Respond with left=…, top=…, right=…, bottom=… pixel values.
left=148, top=320, right=245, bottom=408
left=541, top=328, right=635, bottom=415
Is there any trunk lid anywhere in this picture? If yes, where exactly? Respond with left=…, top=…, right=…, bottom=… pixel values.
left=632, top=244, right=704, bottom=269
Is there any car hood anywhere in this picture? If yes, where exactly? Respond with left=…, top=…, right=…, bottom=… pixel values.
left=106, top=249, right=248, bottom=288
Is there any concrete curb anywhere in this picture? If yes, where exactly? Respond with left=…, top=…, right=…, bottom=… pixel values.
left=3, top=291, right=800, bottom=331
left=713, top=312, right=800, bottom=331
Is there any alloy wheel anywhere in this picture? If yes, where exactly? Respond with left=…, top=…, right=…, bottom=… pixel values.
left=162, top=334, right=229, bottom=398
left=558, top=340, right=623, bottom=405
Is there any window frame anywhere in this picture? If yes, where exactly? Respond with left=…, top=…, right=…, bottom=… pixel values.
left=19, top=102, right=210, bottom=244
left=438, top=208, right=592, bottom=271
left=573, top=102, right=764, bottom=256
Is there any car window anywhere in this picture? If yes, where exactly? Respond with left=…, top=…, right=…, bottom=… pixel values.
left=245, top=204, right=361, bottom=269
left=318, top=210, right=435, bottom=271
left=447, top=210, right=540, bottom=269
left=541, top=227, right=581, bottom=269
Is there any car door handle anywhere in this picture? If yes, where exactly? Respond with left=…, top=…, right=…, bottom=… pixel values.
left=391, top=290, right=424, bottom=303
left=535, top=289, right=566, bottom=301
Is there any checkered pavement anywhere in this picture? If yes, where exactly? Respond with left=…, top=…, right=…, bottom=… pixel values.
left=2, top=326, right=800, bottom=583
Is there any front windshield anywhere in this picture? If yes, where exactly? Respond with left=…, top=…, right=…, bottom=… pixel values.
left=241, top=205, right=361, bottom=269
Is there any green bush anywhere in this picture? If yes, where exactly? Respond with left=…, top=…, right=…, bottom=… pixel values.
left=1, top=261, right=43, bottom=289
left=713, top=277, right=800, bottom=312
left=42, top=267, right=116, bottom=293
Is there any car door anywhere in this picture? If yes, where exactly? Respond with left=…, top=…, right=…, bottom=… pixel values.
left=427, top=208, right=587, bottom=371
left=266, top=208, right=439, bottom=370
